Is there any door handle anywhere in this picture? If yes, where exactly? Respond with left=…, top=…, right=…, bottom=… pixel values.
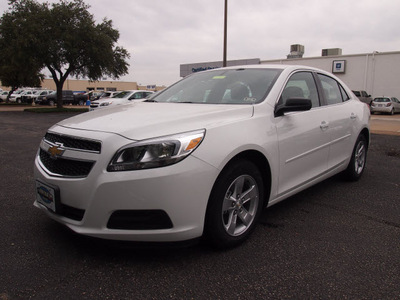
left=320, top=121, right=329, bottom=130
left=350, top=113, right=357, bottom=120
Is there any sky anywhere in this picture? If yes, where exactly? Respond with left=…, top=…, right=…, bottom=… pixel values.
left=1, top=0, right=400, bottom=86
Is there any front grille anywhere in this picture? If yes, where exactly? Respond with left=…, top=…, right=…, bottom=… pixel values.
left=45, top=132, right=101, bottom=153
left=39, top=149, right=95, bottom=177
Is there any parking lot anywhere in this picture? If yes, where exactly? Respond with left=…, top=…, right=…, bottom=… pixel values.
left=0, top=111, right=399, bottom=299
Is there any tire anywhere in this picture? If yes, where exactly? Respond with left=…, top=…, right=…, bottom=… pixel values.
left=49, top=100, right=55, bottom=106
left=343, top=134, right=368, bottom=181
left=390, top=109, right=394, bottom=115
left=17, top=98, right=21, bottom=104
left=204, top=160, right=264, bottom=249
left=78, top=100, right=84, bottom=106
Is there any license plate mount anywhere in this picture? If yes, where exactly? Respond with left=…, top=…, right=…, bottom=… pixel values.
left=36, top=180, right=60, bottom=213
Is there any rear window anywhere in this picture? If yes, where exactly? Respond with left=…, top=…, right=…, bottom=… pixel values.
left=374, top=98, right=390, bottom=102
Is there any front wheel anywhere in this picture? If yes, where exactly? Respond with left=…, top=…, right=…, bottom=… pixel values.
left=204, top=160, right=264, bottom=249
left=342, top=134, right=368, bottom=181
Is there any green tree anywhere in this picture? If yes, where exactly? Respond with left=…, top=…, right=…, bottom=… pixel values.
left=0, top=0, right=130, bottom=108
left=0, top=0, right=45, bottom=101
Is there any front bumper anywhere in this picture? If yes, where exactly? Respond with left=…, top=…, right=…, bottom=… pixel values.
left=34, top=129, right=219, bottom=242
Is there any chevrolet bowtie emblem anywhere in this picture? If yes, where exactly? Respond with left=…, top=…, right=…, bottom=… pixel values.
left=48, top=145, right=65, bottom=158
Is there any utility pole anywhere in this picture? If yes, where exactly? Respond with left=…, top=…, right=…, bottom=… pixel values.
left=223, top=0, right=227, bottom=67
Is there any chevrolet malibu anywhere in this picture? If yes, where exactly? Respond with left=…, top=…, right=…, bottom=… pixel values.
left=34, top=65, right=370, bottom=248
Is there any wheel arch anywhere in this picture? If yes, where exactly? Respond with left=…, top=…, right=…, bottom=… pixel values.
left=360, top=127, right=370, bottom=148
left=212, top=149, right=272, bottom=207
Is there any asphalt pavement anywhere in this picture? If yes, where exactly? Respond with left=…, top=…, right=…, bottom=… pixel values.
left=0, top=111, right=399, bottom=299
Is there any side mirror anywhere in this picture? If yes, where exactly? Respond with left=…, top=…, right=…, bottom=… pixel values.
left=274, top=98, right=312, bottom=117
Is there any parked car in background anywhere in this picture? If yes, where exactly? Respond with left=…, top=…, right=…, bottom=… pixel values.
left=370, top=97, right=400, bottom=115
left=99, top=91, right=121, bottom=99
left=8, top=90, right=25, bottom=103
left=86, top=91, right=103, bottom=101
left=30, top=90, right=54, bottom=103
left=35, top=90, right=88, bottom=106
left=34, top=65, right=370, bottom=248
left=15, top=90, right=36, bottom=103
left=352, top=90, right=372, bottom=105
left=89, top=90, right=153, bottom=111
left=0, top=91, right=9, bottom=102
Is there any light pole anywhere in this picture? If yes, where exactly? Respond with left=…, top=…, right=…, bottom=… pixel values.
left=223, top=0, right=227, bottom=67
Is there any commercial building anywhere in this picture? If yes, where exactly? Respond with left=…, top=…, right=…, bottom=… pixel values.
left=180, top=46, right=400, bottom=99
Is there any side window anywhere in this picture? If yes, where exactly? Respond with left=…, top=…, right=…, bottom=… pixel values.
left=339, top=85, right=350, bottom=101
left=318, top=74, right=345, bottom=105
left=280, top=72, right=320, bottom=108
left=131, top=92, right=143, bottom=99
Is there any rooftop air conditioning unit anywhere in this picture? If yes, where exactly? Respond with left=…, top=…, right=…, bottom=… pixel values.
left=290, top=44, right=305, bottom=53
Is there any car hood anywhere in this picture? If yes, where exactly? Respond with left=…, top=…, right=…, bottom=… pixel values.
left=55, top=102, right=254, bottom=140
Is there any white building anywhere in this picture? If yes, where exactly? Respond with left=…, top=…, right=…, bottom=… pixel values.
left=180, top=47, right=400, bottom=99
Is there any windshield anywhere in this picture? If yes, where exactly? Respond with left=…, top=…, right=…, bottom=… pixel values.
left=149, top=68, right=282, bottom=104
left=112, top=91, right=132, bottom=99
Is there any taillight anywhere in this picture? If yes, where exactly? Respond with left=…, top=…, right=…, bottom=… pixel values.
left=386, top=103, right=392, bottom=107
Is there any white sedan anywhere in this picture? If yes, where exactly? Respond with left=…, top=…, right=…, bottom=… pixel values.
left=89, top=90, right=153, bottom=111
left=34, top=65, right=370, bottom=248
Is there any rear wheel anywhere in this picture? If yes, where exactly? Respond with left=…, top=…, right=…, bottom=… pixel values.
left=343, top=134, right=367, bottom=181
left=204, top=160, right=264, bottom=248
left=49, top=100, right=55, bottom=106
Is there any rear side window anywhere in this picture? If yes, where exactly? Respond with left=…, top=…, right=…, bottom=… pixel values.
left=318, top=74, right=348, bottom=105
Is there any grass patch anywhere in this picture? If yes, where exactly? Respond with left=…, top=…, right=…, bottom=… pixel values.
left=24, top=107, right=89, bottom=113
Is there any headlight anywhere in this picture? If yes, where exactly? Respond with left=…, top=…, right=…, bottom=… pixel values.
left=107, top=129, right=205, bottom=171
left=100, top=101, right=112, bottom=106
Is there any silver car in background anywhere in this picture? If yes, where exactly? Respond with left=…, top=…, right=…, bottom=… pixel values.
left=370, top=97, right=400, bottom=115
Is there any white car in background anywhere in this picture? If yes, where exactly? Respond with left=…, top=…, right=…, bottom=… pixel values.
left=0, top=91, right=9, bottom=101
left=34, top=65, right=370, bottom=248
left=8, top=90, right=25, bottom=102
left=89, top=90, right=154, bottom=111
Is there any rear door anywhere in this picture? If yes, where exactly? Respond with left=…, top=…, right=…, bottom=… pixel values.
left=316, top=73, right=357, bottom=170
